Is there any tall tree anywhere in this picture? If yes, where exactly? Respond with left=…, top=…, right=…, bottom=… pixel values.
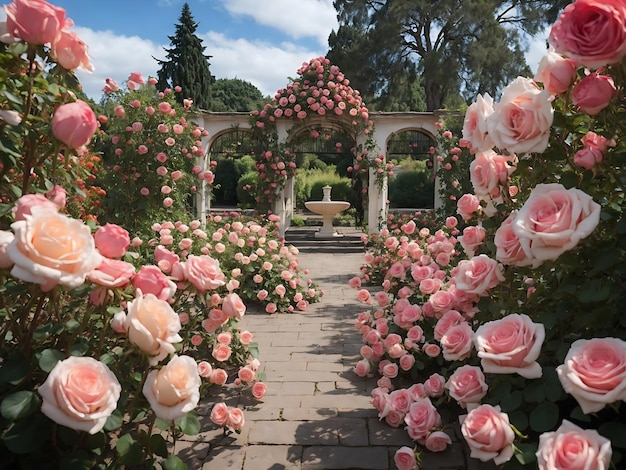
left=330, top=0, right=570, bottom=111
left=211, top=78, right=266, bottom=112
left=155, top=3, right=213, bottom=109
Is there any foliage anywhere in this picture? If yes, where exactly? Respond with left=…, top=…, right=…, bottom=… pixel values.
left=388, top=169, right=434, bottom=209
left=330, top=0, right=568, bottom=110
left=211, top=78, right=265, bottom=112
left=235, top=171, right=259, bottom=209
left=155, top=2, right=213, bottom=110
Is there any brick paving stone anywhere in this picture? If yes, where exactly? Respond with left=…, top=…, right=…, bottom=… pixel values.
left=242, top=445, right=303, bottom=470
left=249, top=421, right=339, bottom=446
left=301, top=446, right=389, bottom=469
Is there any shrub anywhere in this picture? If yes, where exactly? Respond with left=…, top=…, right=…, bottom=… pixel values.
left=236, top=171, right=259, bottom=209
left=388, top=170, right=434, bottom=208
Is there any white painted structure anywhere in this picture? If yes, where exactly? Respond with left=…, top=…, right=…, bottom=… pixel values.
left=193, top=111, right=444, bottom=235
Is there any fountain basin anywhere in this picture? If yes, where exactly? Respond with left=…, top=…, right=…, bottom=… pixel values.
left=305, top=200, right=351, bottom=238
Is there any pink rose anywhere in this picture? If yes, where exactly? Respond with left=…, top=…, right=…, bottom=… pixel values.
left=222, top=292, right=246, bottom=320
left=210, top=402, right=229, bottom=426
left=512, top=183, right=601, bottom=267
left=462, top=93, right=495, bottom=153
left=197, top=361, right=213, bottom=378
left=556, top=337, right=626, bottom=414
left=227, top=407, right=245, bottom=431
left=38, top=356, right=121, bottom=434
left=143, top=355, right=200, bottom=421
left=434, top=310, right=465, bottom=341
left=404, top=397, right=441, bottom=443
left=356, top=288, right=371, bottom=304
left=51, top=100, right=98, bottom=149
left=154, top=245, right=179, bottom=273
left=46, top=185, right=67, bottom=209
left=452, top=254, right=504, bottom=296
left=133, top=265, right=177, bottom=301
left=440, top=322, right=474, bottom=361
left=4, top=0, right=66, bottom=44
left=446, top=365, right=488, bottom=409
left=456, top=193, right=481, bottom=220
left=534, top=51, right=577, bottom=95
left=487, top=77, right=553, bottom=155
left=354, top=359, right=371, bottom=378
left=549, top=0, right=626, bottom=69
left=178, top=255, right=226, bottom=293
left=125, top=292, right=182, bottom=365
left=572, top=72, right=617, bottom=115
left=0, top=230, right=15, bottom=268
left=494, top=212, right=530, bottom=266
left=458, top=225, right=486, bottom=258
left=474, top=313, right=545, bottom=379
left=94, top=223, right=130, bottom=259
left=460, top=404, right=515, bottom=465
left=12, top=193, right=59, bottom=221
left=7, top=207, right=101, bottom=291
left=536, top=419, right=612, bottom=470
left=87, top=258, right=135, bottom=288
left=251, top=382, right=267, bottom=399
left=212, top=343, right=232, bottom=362
left=210, top=368, right=228, bottom=385
left=470, top=150, right=515, bottom=197
left=422, top=343, right=441, bottom=358
left=394, top=446, right=418, bottom=470
left=51, top=28, right=92, bottom=71
left=237, top=366, right=255, bottom=383
left=425, top=431, right=452, bottom=453
left=424, top=373, right=446, bottom=397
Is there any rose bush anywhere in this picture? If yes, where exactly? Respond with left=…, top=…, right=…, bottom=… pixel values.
left=350, top=0, right=626, bottom=467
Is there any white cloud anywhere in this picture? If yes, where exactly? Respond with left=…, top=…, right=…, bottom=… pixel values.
left=222, top=0, right=337, bottom=47
left=525, top=28, right=550, bottom=74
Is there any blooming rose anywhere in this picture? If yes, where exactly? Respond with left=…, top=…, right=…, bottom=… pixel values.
left=227, top=407, right=245, bottom=431
left=94, top=223, right=130, bottom=259
left=456, top=193, right=481, bottom=220
left=512, top=183, right=601, bottom=267
left=487, top=77, right=553, bottom=155
left=87, top=258, right=135, bottom=288
left=8, top=207, right=101, bottom=291
left=460, top=404, right=515, bottom=465
left=197, top=361, right=213, bottom=378
left=252, top=382, right=267, bottom=399
left=474, top=313, right=545, bottom=379
left=424, top=373, right=445, bottom=397
left=177, top=255, right=226, bottom=293
left=572, top=72, right=617, bottom=115
left=12, top=193, right=59, bottom=221
left=470, top=150, right=515, bottom=197
left=462, top=93, right=495, bottom=153
left=125, top=292, right=182, bottom=365
left=221, top=292, right=246, bottom=320
left=354, top=359, right=371, bottom=378
left=210, top=368, right=228, bottom=385
left=133, top=265, right=176, bottom=301
left=210, top=402, right=229, bottom=426
left=0, top=230, right=15, bottom=268
left=440, top=322, right=474, bottom=361
left=549, top=0, right=626, bottom=69
left=494, top=212, right=530, bottom=266
left=212, top=343, right=232, bottom=362
left=404, top=398, right=441, bottom=443
left=143, top=355, right=201, bottom=421
left=38, top=356, right=121, bottom=435
left=425, top=431, right=452, bottom=453
left=452, top=254, right=504, bottom=296
left=536, top=419, right=612, bottom=470
left=51, top=100, right=98, bottom=149
left=556, top=337, right=626, bottom=414
left=573, top=131, right=614, bottom=170
left=394, top=446, right=418, bottom=470
left=534, top=51, right=577, bottom=95
left=4, top=0, right=66, bottom=44
left=458, top=225, right=486, bottom=258
left=51, top=28, right=93, bottom=72
left=445, top=365, right=488, bottom=408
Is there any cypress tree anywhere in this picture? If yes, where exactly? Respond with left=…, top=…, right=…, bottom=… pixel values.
left=155, top=3, right=214, bottom=109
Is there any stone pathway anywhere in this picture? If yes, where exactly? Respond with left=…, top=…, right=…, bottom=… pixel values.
left=176, top=227, right=495, bottom=469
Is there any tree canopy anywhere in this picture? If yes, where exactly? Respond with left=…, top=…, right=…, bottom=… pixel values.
left=211, top=78, right=266, bottom=112
left=329, top=0, right=570, bottom=111
left=155, top=2, right=214, bottom=110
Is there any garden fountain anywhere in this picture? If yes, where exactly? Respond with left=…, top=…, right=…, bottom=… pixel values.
left=305, top=185, right=351, bottom=238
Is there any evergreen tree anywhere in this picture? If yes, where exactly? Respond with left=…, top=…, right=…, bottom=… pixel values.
left=329, top=0, right=570, bottom=111
left=211, top=78, right=265, bottom=112
left=155, top=3, right=213, bottom=109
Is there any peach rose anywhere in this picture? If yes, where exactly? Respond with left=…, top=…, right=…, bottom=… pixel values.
left=7, top=207, right=102, bottom=291
left=4, top=0, right=66, bottom=44
left=125, top=292, right=182, bottom=365
left=178, top=254, right=226, bottom=293
left=536, top=419, right=612, bottom=470
left=227, top=407, right=245, bottom=431
left=474, top=313, right=545, bottom=379
left=534, top=51, right=577, bottom=95
left=549, top=0, right=626, bottom=69
left=0, top=230, right=15, bottom=268
left=210, top=402, right=229, bottom=426
left=51, top=100, right=98, bottom=149
left=446, top=365, right=488, bottom=409
left=133, top=265, right=176, bottom=301
left=94, top=223, right=130, bottom=259
left=512, top=183, right=600, bottom=267
left=487, top=77, right=553, bottom=155
left=143, top=355, right=200, bottom=421
left=197, top=361, right=213, bottom=378
left=556, top=337, right=626, bottom=414
left=12, top=193, right=59, bottom=221
left=460, top=404, right=515, bottom=465
left=394, top=446, right=418, bottom=470
left=452, top=254, right=504, bottom=296
left=237, top=366, right=255, bottom=383
left=222, top=292, right=246, bottom=320
left=209, top=368, right=228, bottom=385
left=251, top=382, right=267, bottom=399
left=212, top=343, right=232, bottom=362
left=87, top=258, right=135, bottom=289
left=572, top=72, right=617, bottom=116
left=38, top=356, right=121, bottom=435
left=462, top=93, right=495, bottom=154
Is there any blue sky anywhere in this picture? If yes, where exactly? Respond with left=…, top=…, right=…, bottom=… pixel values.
left=4, top=0, right=549, bottom=104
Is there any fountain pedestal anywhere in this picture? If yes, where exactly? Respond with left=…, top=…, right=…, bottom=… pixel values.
left=304, top=186, right=351, bottom=238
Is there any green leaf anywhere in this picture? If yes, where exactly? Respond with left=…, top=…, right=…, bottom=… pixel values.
left=150, top=433, right=169, bottom=458
left=161, top=455, right=188, bottom=470
left=514, top=443, right=538, bottom=465
left=175, top=411, right=201, bottom=435
left=576, top=279, right=610, bottom=303
left=523, top=381, right=545, bottom=403
left=116, top=433, right=144, bottom=466
left=1, top=391, right=41, bottom=420
left=599, top=422, right=626, bottom=449
left=59, top=451, right=93, bottom=470
left=0, top=352, right=29, bottom=385
left=39, top=349, right=66, bottom=373
left=155, top=418, right=172, bottom=431
left=529, top=401, right=560, bottom=433
left=104, top=409, right=123, bottom=431
left=2, top=414, right=51, bottom=454
left=500, top=390, right=523, bottom=412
